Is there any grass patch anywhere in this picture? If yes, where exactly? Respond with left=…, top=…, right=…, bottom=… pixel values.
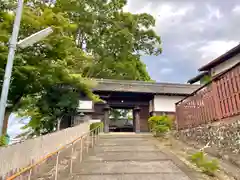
left=190, top=151, right=219, bottom=176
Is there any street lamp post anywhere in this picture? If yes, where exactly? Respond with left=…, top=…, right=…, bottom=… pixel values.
left=0, top=0, right=24, bottom=136
left=0, top=0, right=53, bottom=135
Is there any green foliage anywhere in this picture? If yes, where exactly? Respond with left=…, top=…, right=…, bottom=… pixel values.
left=1, top=1, right=98, bottom=105
left=200, top=75, right=212, bottom=85
left=110, top=109, right=132, bottom=121
left=153, top=125, right=170, bottom=133
left=0, top=1, right=100, bottom=136
left=191, top=151, right=205, bottom=164
left=0, top=136, right=7, bottom=146
left=18, top=87, right=80, bottom=136
left=127, top=115, right=133, bottom=121
left=90, top=122, right=103, bottom=135
left=55, top=0, right=161, bottom=81
left=0, top=0, right=161, bottom=136
left=0, top=134, right=9, bottom=146
left=190, top=151, right=219, bottom=176
left=148, top=115, right=172, bottom=133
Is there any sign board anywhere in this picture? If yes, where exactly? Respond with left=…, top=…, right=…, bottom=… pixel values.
left=78, top=100, right=93, bottom=110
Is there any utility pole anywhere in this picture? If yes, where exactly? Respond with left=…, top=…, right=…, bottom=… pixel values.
left=0, top=0, right=24, bottom=135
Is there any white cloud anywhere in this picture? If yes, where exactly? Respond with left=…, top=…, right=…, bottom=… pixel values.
left=206, top=4, right=223, bottom=20
left=175, top=41, right=199, bottom=51
left=197, top=40, right=239, bottom=64
left=156, top=4, right=194, bottom=33
left=232, top=5, right=240, bottom=14
left=123, top=1, right=154, bottom=14
left=160, top=58, right=170, bottom=63
left=160, top=68, right=173, bottom=74
left=186, top=5, right=222, bottom=33
left=123, top=0, right=240, bottom=82
left=124, top=2, right=194, bottom=34
left=158, top=4, right=194, bottom=20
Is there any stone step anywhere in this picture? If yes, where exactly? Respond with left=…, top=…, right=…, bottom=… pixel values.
left=99, top=137, right=151, bottom=142
left=98, top=136, right=153, bottom=139
left=70, top=173, right=191, bottom=180
left=30, top=133, right=202, bottom=180
left=99, top=136, right=152, bottom=139
left=100, top=134, right=152, bottom=139
left=97, top=140, right=154, bottom=146
left=99, top=133, right=152, bottom=139
left=93, top=145, right=159, bottom=152
left=85, top=151, right=168, bottom=161
left=72, top=160, right=183, bottom=174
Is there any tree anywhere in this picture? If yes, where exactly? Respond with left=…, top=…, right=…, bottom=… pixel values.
left=54, top=0, right=161, bottom=80
left=110, top=109, right=131, bottom=120
left=0, top=0, right=162, bottom=137
left=0, top=1, right=99, bottom=135
left=17, top=86, right=80, bottom=136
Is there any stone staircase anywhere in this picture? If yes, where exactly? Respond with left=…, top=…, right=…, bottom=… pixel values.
left=57, top=133, right=192, bottom=180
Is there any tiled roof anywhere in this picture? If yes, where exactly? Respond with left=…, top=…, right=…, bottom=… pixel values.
left=92, top=79, right=201, bottom=95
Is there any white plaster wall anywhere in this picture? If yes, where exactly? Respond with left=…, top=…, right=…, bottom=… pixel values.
left=211, top=54, right=240, bottom=77
left=153, top=95, right=185, bottom=112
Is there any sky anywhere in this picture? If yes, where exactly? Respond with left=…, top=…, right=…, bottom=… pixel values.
left=124, top=0, right=240, bottom=83
left=7, top=114, right=30, bottom=142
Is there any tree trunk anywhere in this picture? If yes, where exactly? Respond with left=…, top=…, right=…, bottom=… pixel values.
left=57, top=115, right=64, bottom=131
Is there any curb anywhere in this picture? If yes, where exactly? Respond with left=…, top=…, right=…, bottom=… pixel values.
left=152, top=138, right=207, bottom=180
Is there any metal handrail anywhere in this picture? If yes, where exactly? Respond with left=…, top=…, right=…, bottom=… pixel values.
left=6, top=124, right=103, bottom=180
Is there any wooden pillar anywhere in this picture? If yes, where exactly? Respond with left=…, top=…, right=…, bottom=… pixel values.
left=134, top=106, right=141, bottom=133
left=103, top=104, right=110, bottom=133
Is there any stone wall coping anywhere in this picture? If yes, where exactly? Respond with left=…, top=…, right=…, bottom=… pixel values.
left=0, top=122, right=90, bottom=178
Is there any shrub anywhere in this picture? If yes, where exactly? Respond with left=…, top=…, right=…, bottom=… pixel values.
left=190, top=151, right=219, bottom=176
left=90, top=122, right=103, bottom=135
left=153, top=125, right=169, bottom=133
left=0, top=135, right=8, bottom=147
left=148, top=115, right=172, bottom=133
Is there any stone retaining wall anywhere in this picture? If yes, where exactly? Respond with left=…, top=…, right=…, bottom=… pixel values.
left=175, top=117, right=240, bottom=167
left=0, top=122, right=90, bottom=179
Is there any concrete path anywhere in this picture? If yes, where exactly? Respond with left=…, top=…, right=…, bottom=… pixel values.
left=65, top=133, right=197, bottom=180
